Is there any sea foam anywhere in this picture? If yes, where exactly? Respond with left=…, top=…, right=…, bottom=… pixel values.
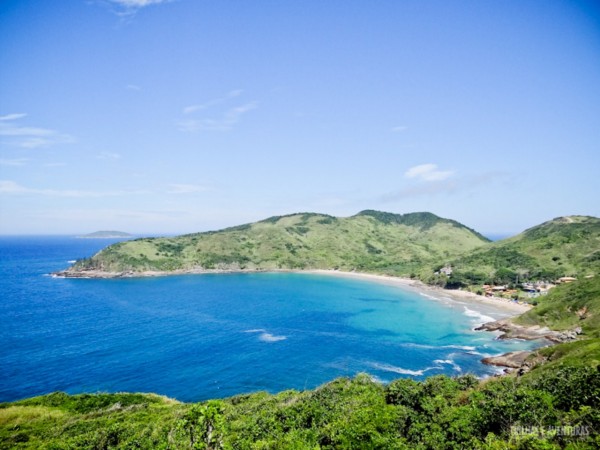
left=433, top=357, right=462, bottom=372
left=368, top=362, right=430, bottom=376
left=244, top=329, right=287, bottom=343
left=463, top=306, right=495, bottom=325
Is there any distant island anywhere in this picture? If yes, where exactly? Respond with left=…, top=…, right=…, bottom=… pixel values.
left=77, top=230, right=133, bottom=239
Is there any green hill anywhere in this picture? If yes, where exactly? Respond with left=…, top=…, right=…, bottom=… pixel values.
left=516, top=276, right=600, bottom=337
left=61, top=213, right=600, bottom=288
left=443, top=215, right=600, bottom=287
left=512, top=276, right=600, bottom=378
left=67, top=210, right=490, bottom=276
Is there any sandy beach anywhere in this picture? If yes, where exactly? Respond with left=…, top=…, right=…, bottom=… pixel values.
left=55, top=266, right=532, bottom=315
left=304, top=269, right=532, bottom=315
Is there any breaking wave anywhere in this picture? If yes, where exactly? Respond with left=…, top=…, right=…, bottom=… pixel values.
left=367, top=362, right=432, bottom=376
left=244, top=329, right=287, bottom=343
left=433, top=358, right=462, bottom=372
left=463, top=306, right=495, bottom=325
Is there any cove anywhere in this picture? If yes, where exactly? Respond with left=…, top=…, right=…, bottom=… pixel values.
left=0, top=237, right=540, bottom=402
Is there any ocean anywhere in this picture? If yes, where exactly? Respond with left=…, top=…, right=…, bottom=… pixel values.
left=0, top=236, right=539, bottom=403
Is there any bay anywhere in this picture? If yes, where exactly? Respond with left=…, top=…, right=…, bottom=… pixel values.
left=0, top=236, right=539, bottom=402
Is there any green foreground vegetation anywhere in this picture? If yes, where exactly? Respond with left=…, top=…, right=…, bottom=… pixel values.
left=3, top=278, right=600, bottom=449
left=1, top=367, right=599, bottom=449
left=444, top=216, right=600, bottom=288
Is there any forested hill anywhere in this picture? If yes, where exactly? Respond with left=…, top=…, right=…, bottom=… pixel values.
left=66, top=210, right=489, bottom=275
left=444, top=215, right=600, bottom=287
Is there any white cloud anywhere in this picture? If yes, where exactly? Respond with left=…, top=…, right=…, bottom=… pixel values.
left=391, top=125, right=408, bottom=132
left=0, top=113, right=75, bottom=149
left=182, top=90, right=243, bottom=115
left=109, top=0, right=170, bottom=7
left=97, top=151, right=122, bottom=160
left=179, top=101, right=258, bottom=132
left=380, top=171, right=508, bottom=203
left=167, top=183, right=210, bottom=194
left=0, top=180, right=148, bottom=198
left=405, top=163, right=454, bottom=182
left=0, top=113, right=27, bottom=122
left=380, top=180, right=459, bottom=202
left=102, top=0, right=173, bottom=18
left=0, top=158, right=29, bottom=166
left=126, top=84, right=142, bottom=91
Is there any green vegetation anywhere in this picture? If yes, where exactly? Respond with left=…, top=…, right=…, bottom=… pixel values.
left=512, top=277, right=600, bottom=379
left=12, top=223, right=600, bottom=448
left=71, top=211, right=490, bottom=276
left=516, top=276, right=600, bottom=337
left=67, top=213, right=599, bottom=294
left=445, top=216, right=600, bottom=288
left=2, top=367, right=599, bottom=449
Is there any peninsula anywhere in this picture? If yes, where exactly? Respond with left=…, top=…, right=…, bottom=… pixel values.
left=58, top=211, right=599, bottom=294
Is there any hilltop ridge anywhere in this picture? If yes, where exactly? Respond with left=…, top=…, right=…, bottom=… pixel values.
left=444, top=214, right=600, bottom=287
left=60, top=210, right=488, bottom=277
left=57, top=211, right=599, bottom=288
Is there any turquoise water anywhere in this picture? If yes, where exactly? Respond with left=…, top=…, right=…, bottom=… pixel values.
left=0, top=236, right=540, bottom=402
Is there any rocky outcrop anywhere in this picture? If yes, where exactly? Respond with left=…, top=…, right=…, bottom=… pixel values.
left=481, top=350, right=551, bottom=375
left=52, top=266, right=267, bottom=279
left=477, top=318, right=584, bottom=373
left=52, top=269, right=128, bottom=278
left=482, top=351, right=532, bottom=369
left=475, top=319, right=582, bottom=343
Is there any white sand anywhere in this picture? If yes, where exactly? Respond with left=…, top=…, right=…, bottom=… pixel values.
left=59, top=266, right=531, bottom=316
left=304, top=269, right=532, bottom=315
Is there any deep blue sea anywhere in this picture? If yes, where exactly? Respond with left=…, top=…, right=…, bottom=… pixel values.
left=0, top=236, right=539, bottom=403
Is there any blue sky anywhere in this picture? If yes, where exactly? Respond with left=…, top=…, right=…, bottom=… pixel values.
left=1, top=0, right=599, bottom=236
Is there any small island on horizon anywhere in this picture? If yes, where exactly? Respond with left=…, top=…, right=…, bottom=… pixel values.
left=76, top=230, right=133, bottom=239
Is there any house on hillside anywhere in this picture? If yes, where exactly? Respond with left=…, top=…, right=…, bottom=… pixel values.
left=439, top=266, right=453, bottom=276
left=557, top=276, right=577, bottom=284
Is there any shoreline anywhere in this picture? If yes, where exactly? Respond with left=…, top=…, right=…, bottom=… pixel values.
left=53, top=266, right=558, bottom=372
left=303, top=269, right=532, bottom=315
left=54, top=266, right=532, bottom=315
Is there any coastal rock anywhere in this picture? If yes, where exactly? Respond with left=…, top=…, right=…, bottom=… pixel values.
left=51, top=266, right=268, bottom=279
left=482, top=351, right=532, bottom=369
left=475, top=319, right=580, bottom=343
left=53, top=269, right=130, bottom=279
left=476, top=317, right=583, bottom=373
left=481, top=350, right=551, bottom=375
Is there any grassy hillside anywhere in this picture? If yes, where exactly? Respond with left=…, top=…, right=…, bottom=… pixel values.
left=513, top=277, right=600, bottom=378
left=445, top=216, right=600, bottom=287
left=2, top=368, right=599, bottom=449
left=70, top=210, right=489, bottom=276
left=515, top=276, right=600, bottom=337
left=65, top=213, right=600, bottom=288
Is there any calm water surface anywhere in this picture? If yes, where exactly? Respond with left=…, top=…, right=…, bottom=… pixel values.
left=0, top=236, right=539, bottom=402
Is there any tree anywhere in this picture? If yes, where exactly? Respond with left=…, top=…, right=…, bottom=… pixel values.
left=177, top=400, right=225, bottom=449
